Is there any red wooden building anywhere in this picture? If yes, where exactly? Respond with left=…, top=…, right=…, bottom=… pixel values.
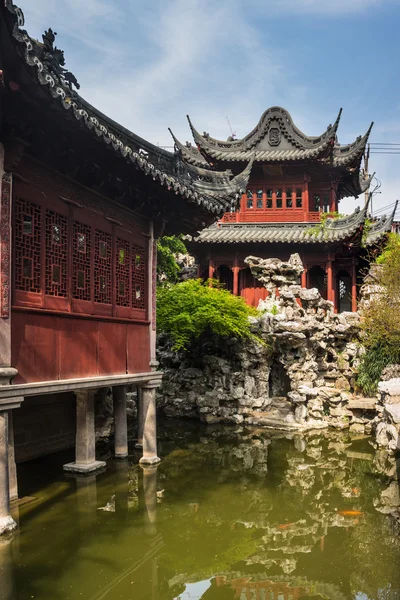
left=170, top=107, right=396, bottom=312
left=0, top=2, right=249, bottom=534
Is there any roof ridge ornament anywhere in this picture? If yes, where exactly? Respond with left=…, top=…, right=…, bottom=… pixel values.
left=40, top=27, right=80, bottom=91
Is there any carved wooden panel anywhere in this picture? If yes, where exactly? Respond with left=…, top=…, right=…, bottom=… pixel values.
left=132, top=243, right=146, bottom=310
left=14, top=196, right=42, bottom=293
left=72, top=221, right=91, bottom=301
left=45, top=209, right=68, bottom=297
left=94, top=229, right=112, bottom=304
left=116, top=237, right=131, bottom=307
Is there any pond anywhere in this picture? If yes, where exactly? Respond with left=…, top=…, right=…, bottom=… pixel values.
left=2, top=421, right=400, bottom=600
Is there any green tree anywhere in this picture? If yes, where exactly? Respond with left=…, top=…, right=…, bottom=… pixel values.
left=157, top=279, right=260, bottom=351
left=358, top=233, right=400, bottom=394
left=157, top=235, right=188, bottom=285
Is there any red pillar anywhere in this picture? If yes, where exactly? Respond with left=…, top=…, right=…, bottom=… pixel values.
left=326, top=258, right=333, bottom=304
left=233, top=267, right=239, bottom=296
left=351, top=259, right=357, bottom=312
left=330, top=182, right=336, bottom=213
left=301, top=266, right=308, bottom=288
left=208, top=259, right=214, bottom=285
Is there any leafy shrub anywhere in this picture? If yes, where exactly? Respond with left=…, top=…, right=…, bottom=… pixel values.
left=157, top=235, right=187, bottom=284
left=357, top=233, right=400, bottom=394
left=157, top=279, right=260, bottom=351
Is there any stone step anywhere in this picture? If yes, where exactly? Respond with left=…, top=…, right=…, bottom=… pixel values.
left=347, top=398, right=377, bottom=410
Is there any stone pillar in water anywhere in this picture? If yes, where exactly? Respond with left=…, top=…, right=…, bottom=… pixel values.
left=63, top=390, right=106, bottom=474
left=139, top=383, right=160, bottom=466
left=0, top=412, right=17, bottom=536
left=113, top=386, right=128, bottom=458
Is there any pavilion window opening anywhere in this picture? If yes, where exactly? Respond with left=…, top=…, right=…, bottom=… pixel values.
left=256, top=189, right=263, bottom=208
left=286, top=188, right=293, bottom=208
left=322, top=194, right=330, bottom=213
left=135, top=254, right=141, bottom=268
left=118, top=280, right=126, bottom=296
left=119, top=248, right=125, bottom=265
left=266, top=189, right=273, bottom=208
left=312, top=194, right=321, bottom=212
left=246, top=189, right=253, bottom=209
left=276, top=188, right=283, bottom=208
left=296, top=188, right=302, bottom=208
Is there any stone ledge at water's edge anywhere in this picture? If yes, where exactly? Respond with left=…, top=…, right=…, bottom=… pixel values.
left=157, top=254, right=377, bottom=433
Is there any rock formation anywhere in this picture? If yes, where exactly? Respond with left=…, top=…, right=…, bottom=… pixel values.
left=158, top=253, right=370, bottom=430
left=372, top=367, right=400, bottom=453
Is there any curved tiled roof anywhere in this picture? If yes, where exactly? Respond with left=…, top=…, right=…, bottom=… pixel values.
left=187, top=107, right=342, bottom=153
left=365, top=201, right=399, bottom=246
left=2, top=1, right=245, bottom=218
left=189, top=203, right=378, bottom=245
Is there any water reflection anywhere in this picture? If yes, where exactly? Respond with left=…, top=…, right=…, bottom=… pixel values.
left=4, top=424, right=400, bottom=600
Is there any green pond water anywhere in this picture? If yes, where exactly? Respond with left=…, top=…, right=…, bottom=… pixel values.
left=2, top=421, right=400, bottom=600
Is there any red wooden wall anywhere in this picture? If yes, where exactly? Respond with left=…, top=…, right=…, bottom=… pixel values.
left=12, top=311, right=150, bottom=383
left=10, top=158, right=151, bottom=384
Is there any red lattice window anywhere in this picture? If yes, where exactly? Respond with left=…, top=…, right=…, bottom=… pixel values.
left=94, top=229, right=112, bottom=304
left=45, top=209, right=67, bottom=297
left=116, top=238, right=130, bottom=307
left=132, top=243, right=146, bottom=309
left=14, top=197, right=42, bottom=293
left=72, top=221, right=91, bottom=301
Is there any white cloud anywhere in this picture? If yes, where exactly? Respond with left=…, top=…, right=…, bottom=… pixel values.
left=14, top=0, right=400, bottom=214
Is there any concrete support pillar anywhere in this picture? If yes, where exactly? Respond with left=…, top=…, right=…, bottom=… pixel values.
left=113, top=386, right=128, bottom=459
left=351, top=259, right=358, bottom=313
left=7, top=412, right=17, bottom=502
left=0, top=412, right=17, bottom=536
left=139, top=383, right=160, bottom=466
left=136, top=386, right=144, bottom=449
left=63, top=390, right=106, bottom=474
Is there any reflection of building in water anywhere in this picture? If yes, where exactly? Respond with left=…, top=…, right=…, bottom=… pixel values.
left=215, top=576, right=309, bottom=600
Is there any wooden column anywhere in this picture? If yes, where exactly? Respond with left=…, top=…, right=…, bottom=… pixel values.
left=330, top=182, right=336, bottom=213
left=233, top=267, right=239, bottom=296
left=233, top=255, right=239, bottom=296
left=0, top=144, right=12, bottom=366
left=303, top=175, right=309, bottom=218
left=351, top=259, right=358, bottom=313
left=148, top=222, right=158, bottom=371
left=301, top=266, right=308, bottom=289
left=208, top=258, right=214, bottom=286
left=326, top=258, right=333, bottom=304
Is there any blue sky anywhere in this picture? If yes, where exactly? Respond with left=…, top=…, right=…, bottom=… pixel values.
left=20, top=0, right=400, bottom=216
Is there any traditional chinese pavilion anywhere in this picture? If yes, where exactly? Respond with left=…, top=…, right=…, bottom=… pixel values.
left=0, top=2, right=251, bottom=534
left=171, top=107, right=396, bottom=311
